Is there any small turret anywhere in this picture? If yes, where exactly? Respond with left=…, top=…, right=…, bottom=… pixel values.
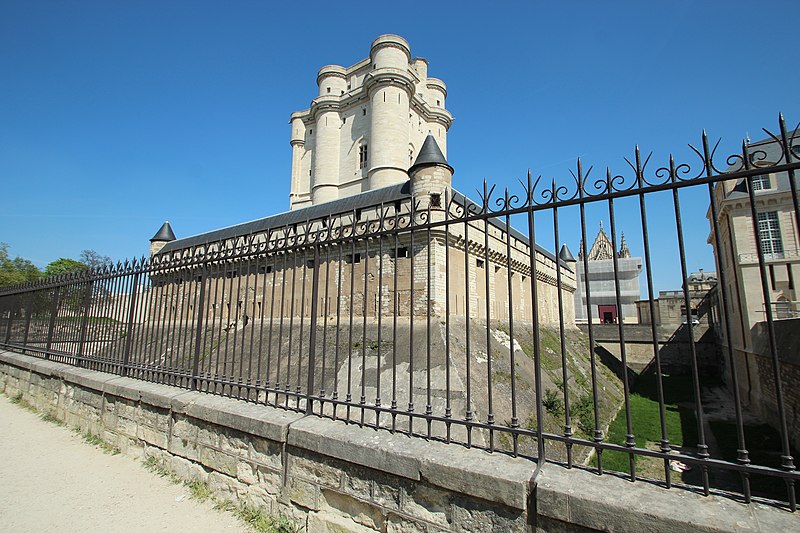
left=408, top=133, right=454, bottom=212
left=150, top=221, right=176, bottom=256
left=559, top=244, right=576, bottom=264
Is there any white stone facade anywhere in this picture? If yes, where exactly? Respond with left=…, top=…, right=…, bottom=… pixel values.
left=289, top=35, right=453, bottom=209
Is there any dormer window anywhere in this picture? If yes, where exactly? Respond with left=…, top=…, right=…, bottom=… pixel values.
left=751, top=175, right=771, bottom=191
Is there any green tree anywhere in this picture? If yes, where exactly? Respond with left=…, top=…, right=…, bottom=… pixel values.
left=0, top=243, right=41, bottom=287
left=44, top=258, right=88, bottom=276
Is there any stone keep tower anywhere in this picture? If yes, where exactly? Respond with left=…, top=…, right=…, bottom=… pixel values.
left=289, top=34, right=454, bottom=209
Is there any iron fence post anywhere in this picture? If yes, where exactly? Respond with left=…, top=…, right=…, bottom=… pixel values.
left=121, top=273, right=140, bottom=376
left=4, top=295, right=19, bottom=345
left=191, top=268, right=207, bottom=391
left=305, top=244, right=320, bottom=415
left=76, top=281, right=93, bottom=368
left=22, top=292, right=34, bottom=351
left=45, top=287, right=60, bottom=359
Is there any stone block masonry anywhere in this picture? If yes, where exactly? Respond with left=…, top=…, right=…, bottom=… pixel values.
left=0, top=348, right=791, bottom=532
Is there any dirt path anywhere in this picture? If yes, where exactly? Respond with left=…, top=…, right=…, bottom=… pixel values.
left=0, top=395, right=248, bottom=533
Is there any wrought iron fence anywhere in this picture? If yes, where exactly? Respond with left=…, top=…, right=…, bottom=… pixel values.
left=2, top=115, right=799, bottom=510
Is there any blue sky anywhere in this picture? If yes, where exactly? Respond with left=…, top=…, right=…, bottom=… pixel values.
left=1, top=1, right=798, bottom=292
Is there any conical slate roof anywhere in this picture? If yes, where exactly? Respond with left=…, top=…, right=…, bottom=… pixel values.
left=409, top=134, right=454, bottom=175
left=559, top=244, right=576, bottom=262
left=150, top=221, right=176, bottom=242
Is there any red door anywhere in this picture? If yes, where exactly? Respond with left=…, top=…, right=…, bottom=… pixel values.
left=598, top=305, right=617, bottom=324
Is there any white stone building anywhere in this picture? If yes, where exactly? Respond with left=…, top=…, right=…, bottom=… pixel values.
left=707, top=134, right=800, bottom=450
left=573, top=223, right=642, bottom=324
left=288, top=35, right=453, bottom=209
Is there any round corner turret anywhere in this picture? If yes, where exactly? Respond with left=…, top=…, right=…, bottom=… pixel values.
left=370, top=34, right=411, bottom=69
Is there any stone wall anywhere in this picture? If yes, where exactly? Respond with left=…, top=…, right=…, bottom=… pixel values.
left=0, top=349, right=533, bottom=532
left=0, top=348, right=788, bottom=532
left=578, top=323, right=721, bottom=375
left=729, top=318, right=800, bottom=451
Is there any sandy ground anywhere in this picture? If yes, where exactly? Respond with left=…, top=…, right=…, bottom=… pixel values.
left=0, top=395, right=248, bottom=533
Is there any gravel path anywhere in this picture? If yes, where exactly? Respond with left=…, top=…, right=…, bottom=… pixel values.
left=0, top=394, right=248, bottom=533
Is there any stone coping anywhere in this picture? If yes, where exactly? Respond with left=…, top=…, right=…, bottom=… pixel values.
left=2, top=348, right=796, bottom=531
left=536, top=464, right=793, bottom=532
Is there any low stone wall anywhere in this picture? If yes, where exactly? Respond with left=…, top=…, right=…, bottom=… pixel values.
left=0, top=349, right=790, bottom=532
left=0, top=349, right=533, bottom=532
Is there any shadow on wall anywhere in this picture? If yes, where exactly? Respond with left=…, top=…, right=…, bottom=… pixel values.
left=593, top=344, right=637, bottom=385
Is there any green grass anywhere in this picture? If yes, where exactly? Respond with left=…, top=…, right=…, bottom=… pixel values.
left=9, top=392, right=37, bottom=412
left=599, top=374, right=697, bottom=474
left=214, top=501, right=300, bottom=533
left=145, top=457, right=299, bottom=533
left=77, top=429, right=120, bottom=455
left=40, top=412, right=64, bottom=426
left=493, top=370, right=513, bottom=385
left=187, top=480, right=213, bottom=501
left=7, top=392, right=64, bottom=426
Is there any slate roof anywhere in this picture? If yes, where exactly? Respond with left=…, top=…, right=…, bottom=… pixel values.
left=725, top=134, right=800, bottom=200
left=409, top=134, right=454, bottom=175
left=150, top=221, right=176, bottom=242
left=158, top=182, right=565, bottom=267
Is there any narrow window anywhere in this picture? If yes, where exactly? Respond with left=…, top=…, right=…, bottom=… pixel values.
left=437, top=99, right=441, bottom=106
left=788, top=265, right=794, bottom=290
left=396, top=247, right=409, bottom=258
left=476, top=259, right=485, bottom=268
left=359, top=144, right=368, bottom=169
left=757, top=211, right=783, bottom=257
left=346, top=253, right=361, bottom=264
left=309, top=129, right=313, bottom=135
left=327, top=87, right=331, bottom=93
left=769, top=265, right=776, bottom=290
left=306, top=259, right=315, bottom=269
left=362, top=108, right=367, bottom=116
left=430, top=193, right=441, bottom=208
left=355, top=208, right=363, bottom=221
